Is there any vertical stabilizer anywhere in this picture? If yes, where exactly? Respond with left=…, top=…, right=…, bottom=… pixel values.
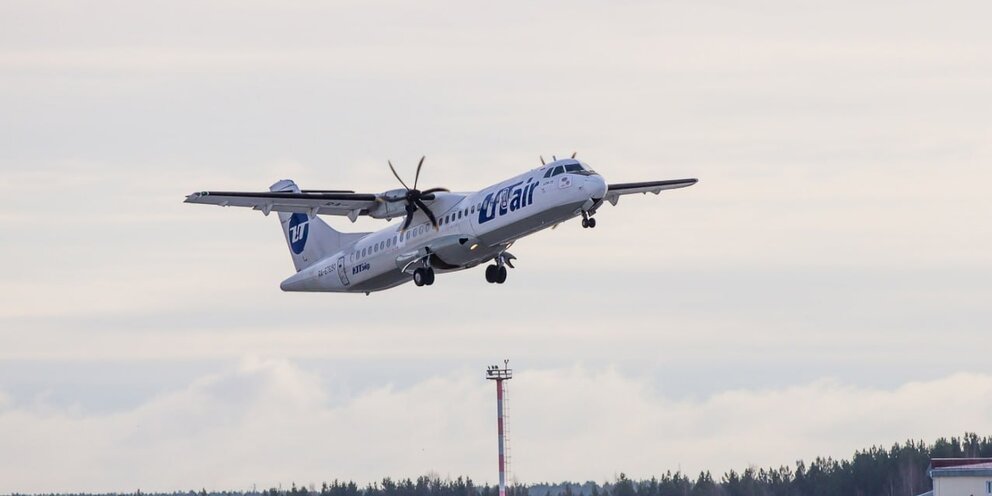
left=271, top=180, right=366, bottom=272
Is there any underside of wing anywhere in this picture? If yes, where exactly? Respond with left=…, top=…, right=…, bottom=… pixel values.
left=604, top=178, right=697, bottom=206
left=184, top=190, right=381, bottom=220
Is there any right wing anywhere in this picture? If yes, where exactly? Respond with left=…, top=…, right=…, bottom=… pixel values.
left=603, top=178, right=698, bottom=206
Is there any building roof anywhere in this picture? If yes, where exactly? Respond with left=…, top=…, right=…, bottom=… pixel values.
left=930, top=458, right=992, bottom=469
left=930, top=458, right=992, bottom=477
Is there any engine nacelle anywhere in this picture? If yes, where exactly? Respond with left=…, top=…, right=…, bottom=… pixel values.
left=367, top=190, right=408, bottom=220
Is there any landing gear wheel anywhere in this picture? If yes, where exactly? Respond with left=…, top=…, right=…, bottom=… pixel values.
left=413, top=268, right=426, bottom=287
left=485, top=264, right=498, bottom=283
left=581, top=218, right=589, bottom=228
left=496, top=265, right=507, bottom=284
left=588, top=217, right=596, bottom=228
left=424, top=267, right=435, bottom=286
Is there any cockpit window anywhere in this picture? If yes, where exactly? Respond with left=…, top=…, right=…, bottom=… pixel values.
left=552, top=165, right=565, bottom=176
left=564, top=163, right=582, bottom=172
left=543, top=168, right=554, bottom=178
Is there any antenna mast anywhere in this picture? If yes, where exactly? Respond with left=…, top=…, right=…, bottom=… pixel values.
left=485, top=360, right=513, bottom=496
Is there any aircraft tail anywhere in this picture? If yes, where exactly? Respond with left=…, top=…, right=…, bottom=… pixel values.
left=270, top=179, right=367, bottom=272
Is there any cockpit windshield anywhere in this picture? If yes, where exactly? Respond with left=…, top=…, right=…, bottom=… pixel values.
left=542, top=160, right=598, bottom=178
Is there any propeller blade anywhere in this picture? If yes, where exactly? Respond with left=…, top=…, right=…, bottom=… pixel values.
left=388, top=160, right=410, bottom=190
left=420, top=187, right=450, bottom=195
left=401, top=203, right=416, bottom=231
left=413, top=197, right=439, bottom=229
left=413, top=156, right=425, bottom=190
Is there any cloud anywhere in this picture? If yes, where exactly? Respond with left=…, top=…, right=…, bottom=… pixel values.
left=1, top=360, right=989, bottom=493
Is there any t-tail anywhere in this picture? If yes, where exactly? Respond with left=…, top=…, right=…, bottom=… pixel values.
left=271, top=179, right=366, bottom=272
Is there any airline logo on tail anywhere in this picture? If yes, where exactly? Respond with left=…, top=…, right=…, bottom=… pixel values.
left=288, top=213, right=309, bottom=254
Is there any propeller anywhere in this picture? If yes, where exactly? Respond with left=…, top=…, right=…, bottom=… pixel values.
left=386, top=156, right=449, bottom=231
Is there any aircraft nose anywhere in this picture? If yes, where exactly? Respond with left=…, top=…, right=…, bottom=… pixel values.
left=586, top=174, right=607, bottom=199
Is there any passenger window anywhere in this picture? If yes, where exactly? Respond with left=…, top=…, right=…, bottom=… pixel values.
left=458, top=211, right=462, bottom=219
left=361, top=248, right=366, bottom=257
left=552, top=165, right=565, bottom=176
left=471, top=205, right=475, bottom=213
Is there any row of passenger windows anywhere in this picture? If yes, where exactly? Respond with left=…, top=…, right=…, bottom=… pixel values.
left=352, top=224, right=429, bottom=261
left=438, top=204, right=479, bottom=226
left=349, top=203, right=482, bottom=261
left=351, top=205, right=482, bottom=261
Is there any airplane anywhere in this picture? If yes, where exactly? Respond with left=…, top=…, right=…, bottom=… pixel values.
left=184, top=155, right=696, bottom=294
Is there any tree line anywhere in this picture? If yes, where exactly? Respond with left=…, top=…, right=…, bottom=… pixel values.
left=18, top=433, right=992, bottom=496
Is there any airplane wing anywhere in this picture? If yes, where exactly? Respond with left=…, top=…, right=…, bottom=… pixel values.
left=184, top=190, right=381, bottom=220
left=603, top=178, right=697, bottom=206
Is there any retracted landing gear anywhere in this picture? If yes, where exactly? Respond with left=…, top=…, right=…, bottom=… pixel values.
left=580, top=210, right=597, bottom=229
left=413, top=267, right=435, bottom=287
left=484, top=251, right=515, bottom=284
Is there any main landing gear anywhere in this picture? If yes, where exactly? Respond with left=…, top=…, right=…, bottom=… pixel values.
left=413, top=267, right=435, bottom=286
left=485, top=264, right=507, bottom=284
left=485, top=251, right=515, bottom=284
left=580, top=210, right=597, bottom=229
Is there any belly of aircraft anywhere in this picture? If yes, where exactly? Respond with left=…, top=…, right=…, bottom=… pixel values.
left=477, top=199, right=585, bottom=247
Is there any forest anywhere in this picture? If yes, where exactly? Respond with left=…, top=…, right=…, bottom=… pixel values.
left=20, top=433, right=992, bottom=496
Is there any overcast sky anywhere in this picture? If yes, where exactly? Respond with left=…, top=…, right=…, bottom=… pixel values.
left=1, top=0, right=991, bottom=493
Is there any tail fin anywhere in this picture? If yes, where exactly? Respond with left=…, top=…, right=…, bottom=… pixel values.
left=271, top=179, right=367, bottom=272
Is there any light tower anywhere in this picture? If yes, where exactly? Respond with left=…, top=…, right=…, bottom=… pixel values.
left=485, top=360, right=513, bottom=496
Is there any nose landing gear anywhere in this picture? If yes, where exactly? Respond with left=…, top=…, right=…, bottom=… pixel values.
left=581, top=210, right=597, bottom=229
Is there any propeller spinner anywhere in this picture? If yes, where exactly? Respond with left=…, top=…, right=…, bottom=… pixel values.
left=386, top=156, right=449, bottom=231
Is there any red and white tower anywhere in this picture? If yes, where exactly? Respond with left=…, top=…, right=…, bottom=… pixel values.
left=485, top=360, right=513, bottom=496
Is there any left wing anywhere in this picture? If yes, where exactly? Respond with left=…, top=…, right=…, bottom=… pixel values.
left=184, top=190, right=380, bottom=220
left=603, top=178, right=697, bottom=206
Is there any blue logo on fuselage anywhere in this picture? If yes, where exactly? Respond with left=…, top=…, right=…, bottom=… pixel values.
left=352, top=262, right=371, bottom=275
left=288, top=213, right=309, bottom=254
left=478, top=178, right=539, bottom=224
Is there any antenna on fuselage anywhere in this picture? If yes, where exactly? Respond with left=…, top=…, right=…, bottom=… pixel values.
left=571, top=151, right=577, bottom=159
left=539, top=156, right=545, bottom=165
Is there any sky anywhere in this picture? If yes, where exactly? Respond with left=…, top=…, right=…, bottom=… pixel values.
left=1, top=0, right=991, bottom=493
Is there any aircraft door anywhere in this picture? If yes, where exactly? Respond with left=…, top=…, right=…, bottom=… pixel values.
left=337, top=256, right=350, bottom=286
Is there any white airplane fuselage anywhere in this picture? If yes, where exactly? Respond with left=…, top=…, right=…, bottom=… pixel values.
left=280, top=165, right=607, bottom=293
